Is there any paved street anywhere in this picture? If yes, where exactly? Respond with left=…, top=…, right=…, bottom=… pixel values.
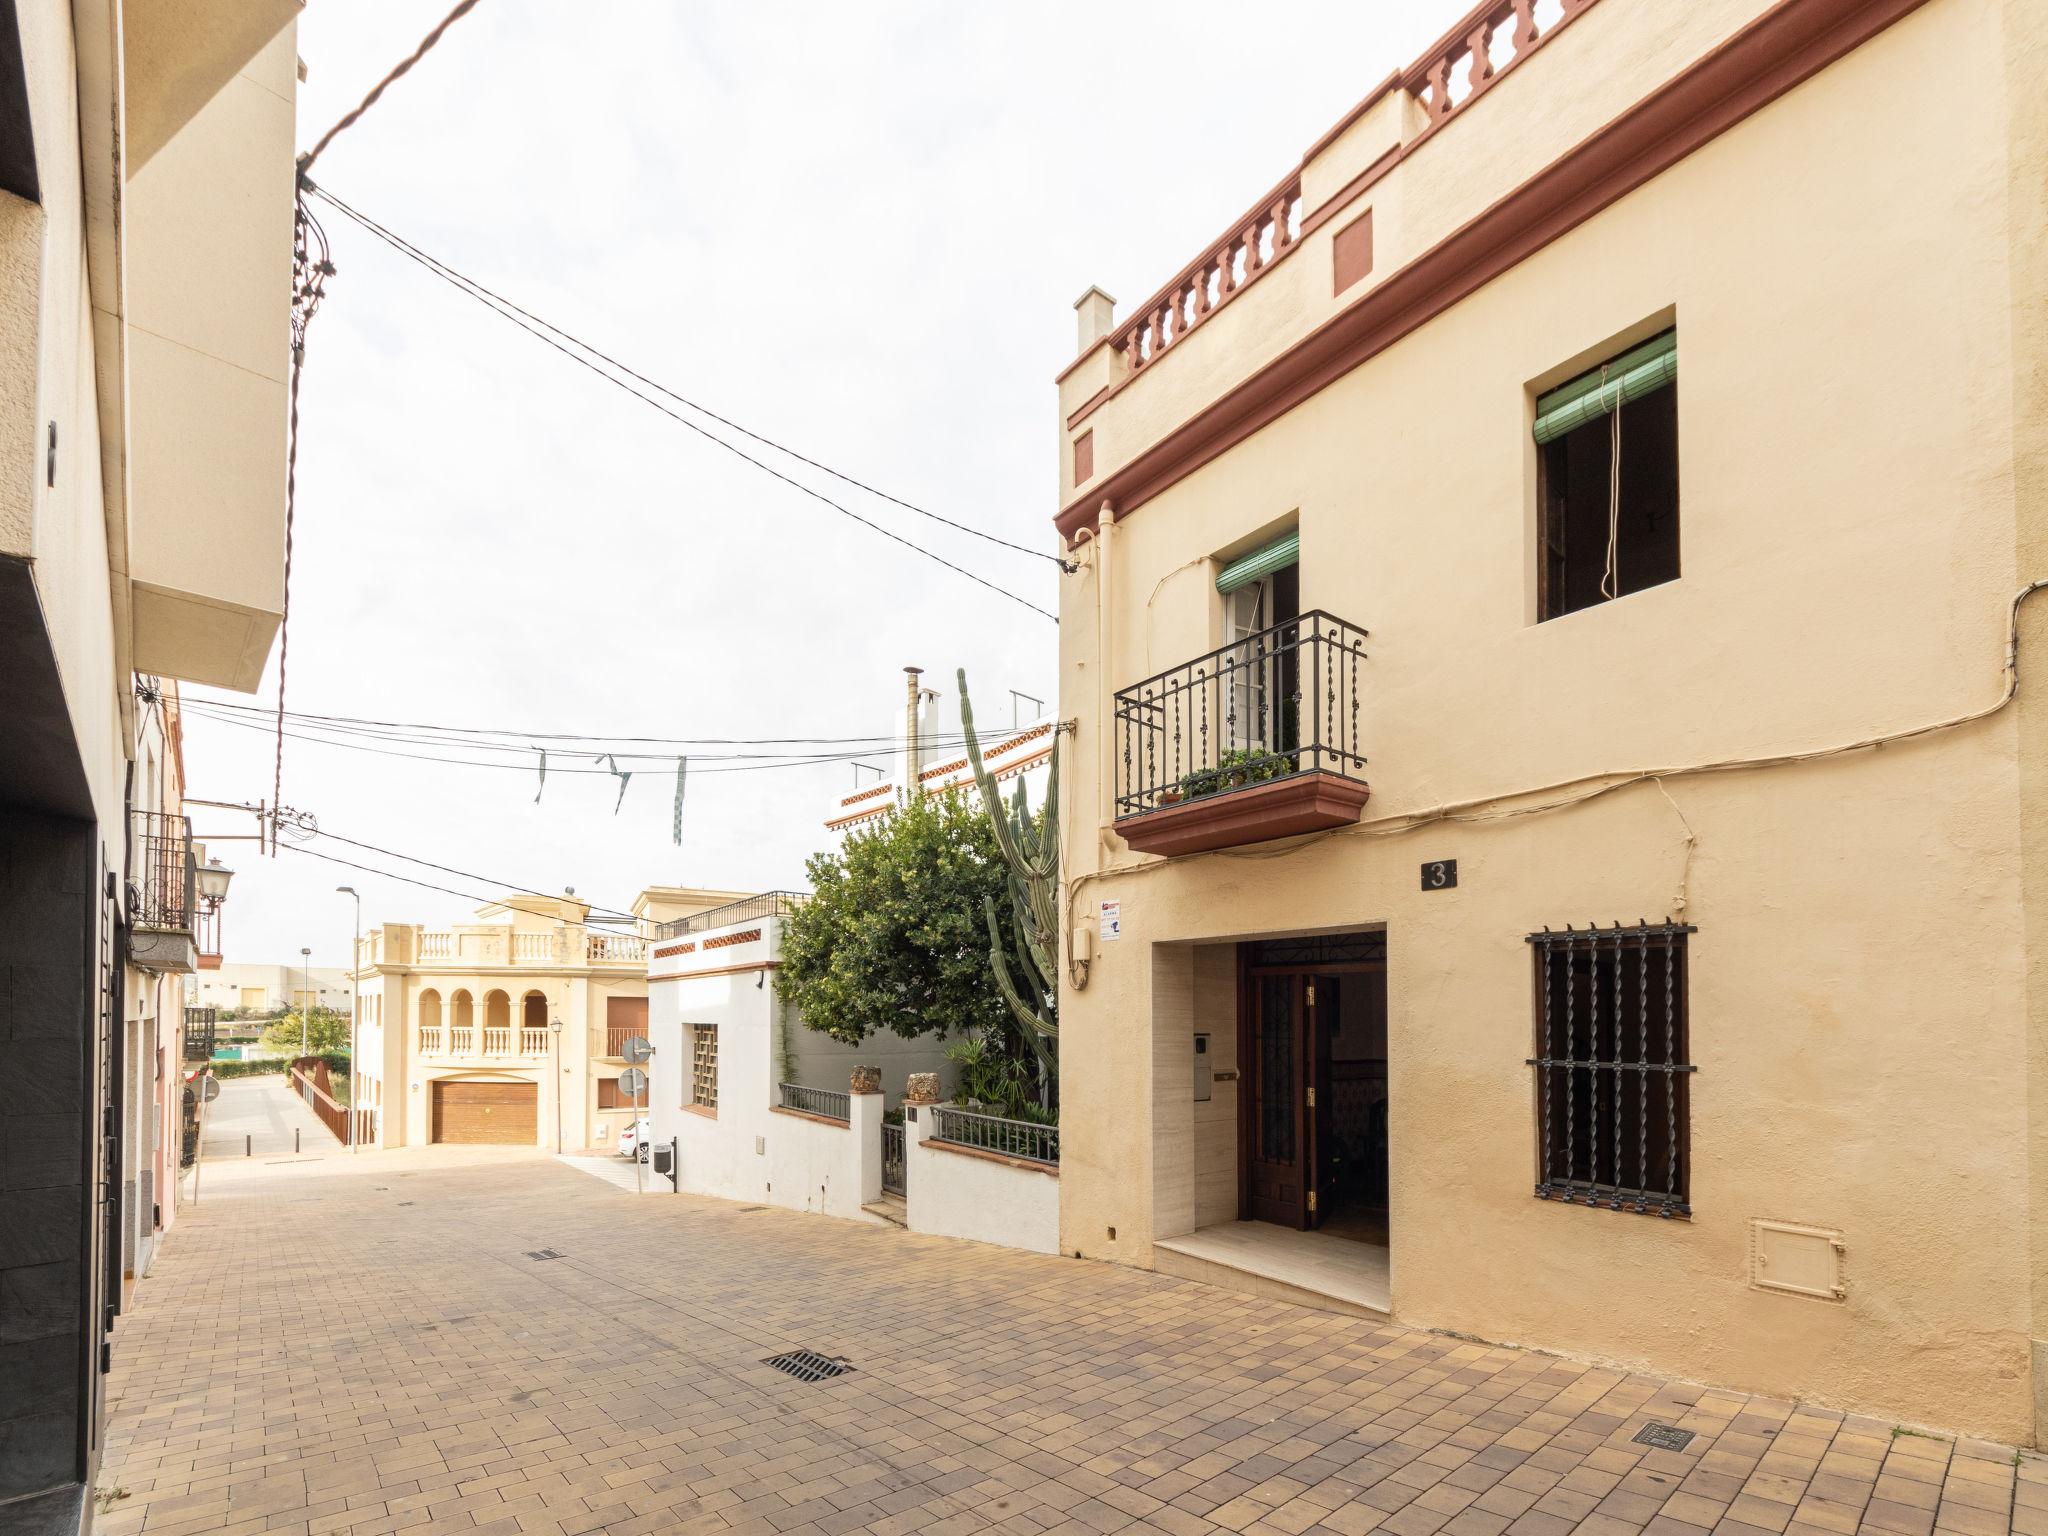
left=101, top=1083, right=2041, bottom=1536
left=198, top=1076, right=334, bottom=1161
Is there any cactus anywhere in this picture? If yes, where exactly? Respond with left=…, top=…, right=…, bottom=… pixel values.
left=958, top=671, right=1058, bottom=1074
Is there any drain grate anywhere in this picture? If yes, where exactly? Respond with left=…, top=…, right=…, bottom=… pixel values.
left=524, top=1249, right=566, bottom=1262
left=1632, top=1422, right=1696, bottom=1452
left=763, top=1348, right=853, bottom=1383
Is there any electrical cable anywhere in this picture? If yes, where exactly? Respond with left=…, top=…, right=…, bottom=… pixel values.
left=308, top=184, right=1070, bottom=575
left=302, top=182, right=1061, bottom=622
left=184, top=704, right=951, bottom=778
left=277, top=842, right=643, bottom=929
left=1068, top=580, right=2048, bottom=901
left=180, top=693, right=1000, bottom=753
left=299, top=0, right=487, bottom=175
left=304, top=827, right=641, bottom=924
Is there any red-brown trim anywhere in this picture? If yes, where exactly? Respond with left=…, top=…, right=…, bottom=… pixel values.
left=1332, top=211, right=1375, bottom=295
left=1072, top=428, right=1094, bottom=484
left=770, top=1105, right=849, bottom=1130
left=1297, top=143, right=1402, bottom=242
left=652, top=941, right=696, bottom=958
left=649, top=959, right=781, bottom=981
left=1055, top=0, right=1933, bottom=547
left=703, top=927, right=762, bottom=950
left=923, top=1136, right=1060, bottom=1177
left=1299, top=69, right=1405, bottom=166
left=1115, top=772, right=1372, bottom=858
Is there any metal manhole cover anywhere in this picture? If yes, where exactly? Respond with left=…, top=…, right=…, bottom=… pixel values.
left=524, top=1249, right=566, bottom=1262
left=1632, top=1422, right=1696, bottom=1451
left=763, top=1348, right=852, bottom=1383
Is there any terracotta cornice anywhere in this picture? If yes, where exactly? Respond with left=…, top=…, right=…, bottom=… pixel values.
left=1053, top=0, right=1933, bottom=548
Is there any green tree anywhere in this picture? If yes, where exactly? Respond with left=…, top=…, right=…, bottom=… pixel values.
left=259, top=1005, right=351, bottom=1056
left=781, top=789, right=1028, bottom=1055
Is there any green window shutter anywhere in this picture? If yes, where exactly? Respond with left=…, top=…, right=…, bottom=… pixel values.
left=1216, top=530, right=1299, bottom=594
left=1532, top=329, right=1677, bottom=445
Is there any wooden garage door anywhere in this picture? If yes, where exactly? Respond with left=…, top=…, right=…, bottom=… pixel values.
left=432, top=1081, right=537, bottom=1144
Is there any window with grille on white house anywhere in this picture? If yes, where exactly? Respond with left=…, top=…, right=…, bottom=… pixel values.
left=1536, top=328, right=1679, bottom=621
left=689, top=1025, right=718, bottom=1113
left=1527, top=922, right=1695, bottom=1217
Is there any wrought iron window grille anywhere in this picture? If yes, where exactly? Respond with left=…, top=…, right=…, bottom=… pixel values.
left=1526, top=920, right=1696, bottom=1218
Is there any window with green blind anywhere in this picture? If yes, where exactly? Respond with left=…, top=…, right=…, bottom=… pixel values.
left=1536, top=328, right=1680, bottom=621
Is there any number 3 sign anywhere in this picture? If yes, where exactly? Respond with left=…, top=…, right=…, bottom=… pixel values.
left=1420, top=859, right=1458, bottom=891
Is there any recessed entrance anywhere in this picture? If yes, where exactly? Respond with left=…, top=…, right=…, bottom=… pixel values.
left=1243, top=932, right=1388, bottom=1234
left=1153, top=929, right=1390, bottom=1318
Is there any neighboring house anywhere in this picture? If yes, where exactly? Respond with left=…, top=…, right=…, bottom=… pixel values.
left=0, top=0, right=295, bottom=1517
left=351, top=888, right=745, bottom=1151
left=644, top=894, right=957, bottom=1218
left=823, top=665, right=1054, bottom=839
left=1051, top=0, right=2048, bottom=1447
left=190, top=961, right=353, bottom=1016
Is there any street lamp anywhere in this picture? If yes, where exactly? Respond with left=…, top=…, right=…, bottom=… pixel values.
left=299, top=946, right=312, bottom=1056
left=195, top=856, right=234, bottom=907
left=550, top=1017, right=564, bottom=1154
left=336, top=886, right=360, bottom=1150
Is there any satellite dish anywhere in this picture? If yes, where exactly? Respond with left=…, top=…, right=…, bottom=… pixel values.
left=618, top=1067, right=648, bottom=1098
left=622, top=1036, right=654, bottom=1065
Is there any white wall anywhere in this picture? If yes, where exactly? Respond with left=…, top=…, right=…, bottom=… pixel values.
left=904, top=1104, right=1060, bottom=1255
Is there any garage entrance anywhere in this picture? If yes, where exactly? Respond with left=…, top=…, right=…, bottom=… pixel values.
left=431, top=1080, right=537, bottom=1144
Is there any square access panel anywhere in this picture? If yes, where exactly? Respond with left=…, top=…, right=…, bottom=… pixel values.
left=1750, top=1219, right=1846, bottom=1301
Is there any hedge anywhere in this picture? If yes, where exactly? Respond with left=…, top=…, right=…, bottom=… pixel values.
left=203, top=1051, right=349, bottom=1081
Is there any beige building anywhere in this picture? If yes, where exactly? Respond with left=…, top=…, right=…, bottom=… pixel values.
left=1052, top=0, right=2048, bottom=1446
left=351, top=887, right=744, bottom=1151
left=0, top=0, right=295, bottom=1517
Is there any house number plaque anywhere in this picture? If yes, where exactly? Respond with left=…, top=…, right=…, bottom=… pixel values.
left=1421, top=859, right=1458, bottom=890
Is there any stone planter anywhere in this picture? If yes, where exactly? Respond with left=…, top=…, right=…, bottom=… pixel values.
left=849, top=1064, right=881, bottom=1094
left=903, top=1071, right=941, bottom=1105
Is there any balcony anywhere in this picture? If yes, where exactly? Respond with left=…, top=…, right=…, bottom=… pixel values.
left=651, top=891, right=805, bottom=941
left=1113, top=611, right=1371, bottom=857
left=129, top=811, right=198, bottom=973
left=416, top=1024, right=549, bottom=1062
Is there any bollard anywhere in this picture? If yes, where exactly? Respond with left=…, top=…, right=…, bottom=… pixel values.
left=294, top=1128, right=300, bottom=1154
left=245, top=1133, right=252, bottom=1157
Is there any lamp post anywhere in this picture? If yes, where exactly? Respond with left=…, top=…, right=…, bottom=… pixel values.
left=550, top=1017, right=564, bottom=1154
left=336, top=886, right=360, bottom=1149
left=299, top=946, right=312, bottom=1056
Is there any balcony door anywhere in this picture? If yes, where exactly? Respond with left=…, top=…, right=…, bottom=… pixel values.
left=1221, top=555, right=1298, bottom=763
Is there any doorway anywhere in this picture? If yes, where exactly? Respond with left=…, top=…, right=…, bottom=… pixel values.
left=1241, top=932, right=1387, bottom=1237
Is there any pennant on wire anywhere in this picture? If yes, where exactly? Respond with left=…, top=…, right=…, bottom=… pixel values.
left=600, top=753, right=631, bottom=814
left=533, top=749, right=547, bottom=804
left=671, top=756, right=688, bottom=846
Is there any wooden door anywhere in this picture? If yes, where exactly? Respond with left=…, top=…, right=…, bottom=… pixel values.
left=431, top=1081, right=537, bottom=1144
left=1307, top=974, right=1340, bottom=1230
left=1245, top=973, right=1310, bottom=1227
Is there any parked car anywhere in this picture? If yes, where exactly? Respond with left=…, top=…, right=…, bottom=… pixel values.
left=617, top=1117, right=651, bottom=1161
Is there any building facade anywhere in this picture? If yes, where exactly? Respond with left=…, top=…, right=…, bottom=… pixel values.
left=0, top=0, right=294, bottom=1520
left=1052, top=0, right=2048, bottom=1446
left=350, top=888, right=745, bottom=1152
left=190, top=961, right=352, bottom=1016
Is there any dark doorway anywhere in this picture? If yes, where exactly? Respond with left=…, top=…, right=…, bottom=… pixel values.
left=1240, top=932, right=1387, bottom=1236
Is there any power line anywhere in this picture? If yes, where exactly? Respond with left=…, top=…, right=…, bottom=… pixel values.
left=182, top=693, right=1004, bottom=752
left=304, top=827, right=640, bottom=923
left=278, top=842, right=643, bottom=930
left=304, top=183, right=1068, bottom=575
left=301, top=182, right=1061, bottom=622
left=299, top=0, right=487, bottom=174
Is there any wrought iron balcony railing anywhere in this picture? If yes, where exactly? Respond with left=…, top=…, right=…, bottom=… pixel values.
left=1113, top=611, right=1369, bottom=821
left=652, top=890, right=806, bottom=941
left=131, top=811, right=196, bottom=931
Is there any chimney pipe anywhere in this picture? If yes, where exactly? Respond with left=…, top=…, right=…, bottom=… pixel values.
left=903, top=667, right=924, bottom=802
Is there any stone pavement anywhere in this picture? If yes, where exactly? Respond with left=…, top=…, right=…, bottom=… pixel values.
left=99, top=1113, right=2042, bottom=1536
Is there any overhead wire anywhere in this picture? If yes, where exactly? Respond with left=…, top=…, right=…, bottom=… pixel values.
left=303, top=826, right=641, bottom=923
left=298, top=0, right=487, bottom=174
left=277, top=842, right=645, bottom=930
left=301, top=182, right=1062, bottom=622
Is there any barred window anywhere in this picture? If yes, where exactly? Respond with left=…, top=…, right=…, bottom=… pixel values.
left=1527, top=922, right=1694, bottom=1217
left=689, top=1025, right=718, bottom=1113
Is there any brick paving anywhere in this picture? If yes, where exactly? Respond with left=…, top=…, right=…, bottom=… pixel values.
left=99, top=1092, right=2042, bottom=1536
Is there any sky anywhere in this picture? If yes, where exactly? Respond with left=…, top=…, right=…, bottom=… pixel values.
left=184, top=0, right=1480, bottom=967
